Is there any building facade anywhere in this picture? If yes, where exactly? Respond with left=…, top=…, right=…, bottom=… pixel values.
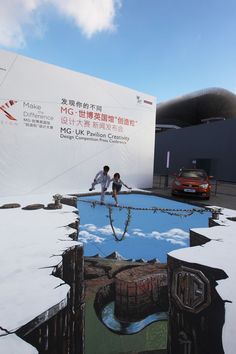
left=155, top=88, right=236, bottom=182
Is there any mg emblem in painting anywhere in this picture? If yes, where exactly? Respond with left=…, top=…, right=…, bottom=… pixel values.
left=172, top=266, right=211, bottom=313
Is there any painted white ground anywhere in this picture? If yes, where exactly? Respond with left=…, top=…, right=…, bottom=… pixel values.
left=169, top=206, right=236, bottom=354
left=0, top=194, right=79, bottom=354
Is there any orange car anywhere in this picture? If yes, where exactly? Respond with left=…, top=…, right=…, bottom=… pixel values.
left=171, top=169, right=212, bottom=199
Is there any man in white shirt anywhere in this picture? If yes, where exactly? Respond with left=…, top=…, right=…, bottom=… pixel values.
left=89, top=165, right=111, bottom=204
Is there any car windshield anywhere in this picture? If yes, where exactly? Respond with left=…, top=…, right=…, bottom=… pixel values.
left=179, top=170, right=207, bottom=179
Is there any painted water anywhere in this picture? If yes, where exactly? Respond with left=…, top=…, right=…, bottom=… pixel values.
left=77, top=193, right=211, bottom=263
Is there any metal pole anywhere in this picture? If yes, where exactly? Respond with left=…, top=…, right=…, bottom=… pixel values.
left=165, top=151, right=170, bottom=188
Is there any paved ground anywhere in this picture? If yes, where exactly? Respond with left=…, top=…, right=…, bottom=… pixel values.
left=150, top=176, right=236, bottom=211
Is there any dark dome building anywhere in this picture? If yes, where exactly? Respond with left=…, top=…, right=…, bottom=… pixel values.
left=156, top=87, right=236, bottom=129
left=154, top=88, right=236, bottom=182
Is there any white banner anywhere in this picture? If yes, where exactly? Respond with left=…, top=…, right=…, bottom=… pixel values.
left=0, top=50, right=156, bottom=196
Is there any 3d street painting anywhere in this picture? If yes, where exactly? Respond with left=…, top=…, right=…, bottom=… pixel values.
left=77, top=193, right=211, bottom=354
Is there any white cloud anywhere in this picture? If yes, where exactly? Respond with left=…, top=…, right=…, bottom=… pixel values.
left=131, top=227, right=189, bottom=245
left=159, top=228, right=189, bottom=239
left=166, top=238, right=186, bottom=246
left=0, top=0, right=122, bottom=48
left=0, top=0, right=42, bottom=48
left=80, top=223, right=188, bottom=247
left=97, top=224, right=114, bottom=234
left=148, top=231, right=161, bottom=239
left=51, top=0, right=122, bottom=38
left=148, top=228, right=189, bottom=240
left=82, top=223, right=98, bottom=232
left=79, top=230, right=105, bottom=243
left=98, top=224, right=129, bottom=236
left=132, top=230, right=146, bottom=237
left=81, top=223, right=128, bottom=237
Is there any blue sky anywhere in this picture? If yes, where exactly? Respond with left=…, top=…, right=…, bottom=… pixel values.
left=1, top=0, right=236, bottom=102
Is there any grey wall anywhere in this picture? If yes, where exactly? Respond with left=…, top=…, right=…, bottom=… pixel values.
left=154, top=118, right=236, bottom=182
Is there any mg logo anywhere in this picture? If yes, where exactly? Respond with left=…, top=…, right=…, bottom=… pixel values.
left=172, top=266, right=211, bottom=313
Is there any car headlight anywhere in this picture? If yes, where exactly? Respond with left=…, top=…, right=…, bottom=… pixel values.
left=199, top=183, right=209, bottom=188
left=174, top=180, right=181, bottom=186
